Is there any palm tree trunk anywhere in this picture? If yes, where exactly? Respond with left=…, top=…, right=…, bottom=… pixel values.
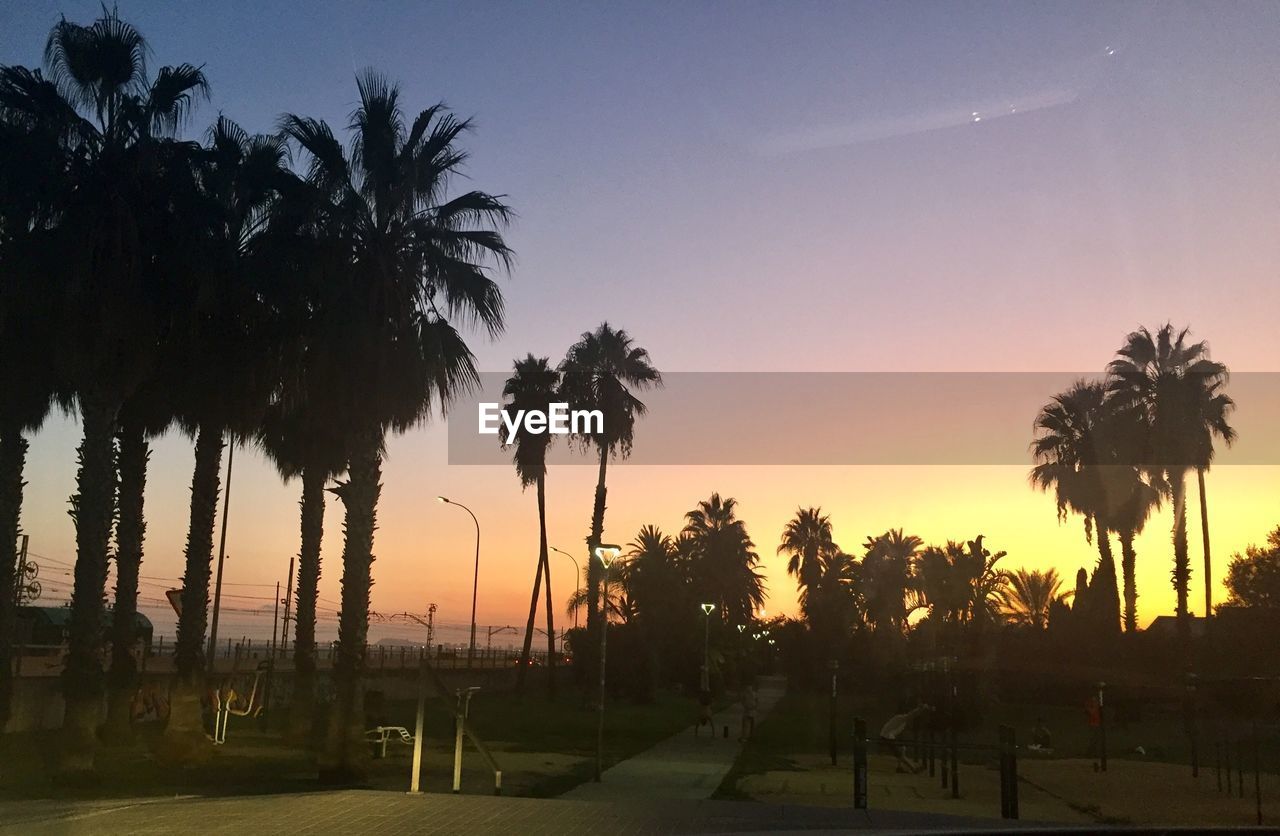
left=1118, top=529, right=1138, bottom=634
left=288, top=466, right=326, bottom=742
left=103, top=423, right=149, bottom=745
left=0, top=427, right=28, bottom=733
left=539, top=475, right=556, bottom=699
left=1197, top=468, right=1212, bottom=623
left=1170, top=470, right=1191, bottom=654
left=586, top=446, right=608, bottom=634
left=516, top=528, right=544, bottom=689
left=163, top=423, right=224, bottom=757
left=321, top=427, right=382, bottom=782
left=61, top=393, right=119, bottom=773
left=1093, top=529, right=1121, bottom=636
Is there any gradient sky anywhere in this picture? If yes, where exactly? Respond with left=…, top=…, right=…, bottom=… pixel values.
left=3, top=1, right=1278, bottom=646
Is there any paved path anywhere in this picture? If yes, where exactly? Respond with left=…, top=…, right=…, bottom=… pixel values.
left=562, top=676, right=786, bottom=802
left=0, top=790, right=1027, bottom=834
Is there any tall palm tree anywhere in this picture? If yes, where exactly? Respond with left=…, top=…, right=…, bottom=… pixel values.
left=805, top=549, right=861, bottom=644
left=778, top=507, right=835, bottom=617
left=1106, top=324, right=1234, bottom=651
left=101, top=382, right=172, bottom=744
left=913, top=537, right=1010, bottom=651
left=860, top=529, right=922, bottom=636
left=163, top=117, right=290, bottom=751
left=0, top=66, right=73, bottom=731
left=502, top=355, right=560, bottom=693
left=559, top=323, right=661, bottom=647
left=7, top=9, right=208, bottom=769
left=281, top=72, right=511, bottom=778
left=999, top=568, right=1071, bottom=630
left=681, top=493, right=766, bottom=624
left=1031, top=380, right=1121, bottom=636
left=256, top=394, right=350, bottom=739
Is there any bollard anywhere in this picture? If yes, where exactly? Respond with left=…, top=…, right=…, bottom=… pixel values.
left=949, top=724, right=959, bottom=799
left=999, top=725, right=1019, bottom=819
left=1238, top=737, right=1245, bottom=799
left=1216, top=740, right=1222, bottom=792
left=927, top=727, right=935, bottom=778
left=1254, top=722, right=1263, bottom=826
left=1226, top=735, right=1234, bottom=795
left=853, top=717, right=868, bottom=810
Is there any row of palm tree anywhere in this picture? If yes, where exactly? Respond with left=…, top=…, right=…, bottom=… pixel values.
left=1031, top=324, right=1234, bottom=654
left=498, top=324, right=661, bottom=693
left=777, top=511, right=1023, bottom=653
left=0, top=10, right=512, bottom=778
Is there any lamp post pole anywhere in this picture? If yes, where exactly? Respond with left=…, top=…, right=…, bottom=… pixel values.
left=593, top=543, right=621, bottom=782
left=439, top=496, right=480, bottom=666
left=700, top=603, right=716, bottom=689
left=551, top=546, right=581, bottom=630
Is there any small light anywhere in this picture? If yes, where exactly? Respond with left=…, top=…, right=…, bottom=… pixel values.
left=700, top=603, right=716, bottom=615
left=594, top=544, right=621, bottom=567
left=737, top=625, right=745, bottom=633
left=1105, top=46, right=1115, bottom=56
left=437, top=496, right=448, bottom=504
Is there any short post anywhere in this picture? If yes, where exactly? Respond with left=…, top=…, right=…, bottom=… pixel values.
left=1226, top=733, right=1234, bottom=795
left=949, top=723, right=959, bottom=799
left=999, top=725, right=1019, bottom=819
left=408, top=658, right=427, bottom=794
left=452, top=691, right=466, bottom=793
left=1238, top=737, right=1245, bottom=799
left=828, top=659, right=839, bottom=766
left=1215, top=739, right=1222, bottom=792
left=928, top=725, right=935, bottom=778
left=1098, top=681, right=1108, bottom=773
left=1254, top=721, right=1263, bottom=826
left=853, top=717, right=868, bottom=810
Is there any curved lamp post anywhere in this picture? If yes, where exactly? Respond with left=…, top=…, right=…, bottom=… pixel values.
left=438, top=496, right=480, bottom=667
left=593, top=542, right=621, bottom=782
left=550, top=546, right=581, bottom=630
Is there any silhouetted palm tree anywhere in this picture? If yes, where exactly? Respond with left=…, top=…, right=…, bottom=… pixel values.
left=502, top=355, right=560, bottom=693
left=682, top=493, right=766, bottom=624
left=0, top=65, right=72, bottom=731
left=1106, top=324, right=1234, bottom=651
left=805, top=549, right=861, bottom=645
left=559, top=323, right=660, bottom=646
left=999, top=568, right=1071, bottom=630
left=256, top=394, right=350, bottom=739
left=914, top=536, right=1009, bottom=651
left=860, top=529, right=922, bottom=636
left=778, top=507, right=835, bottom=618
left=6, top=9, right=208, bottom=769
left=1031, top=380, right=1121, bottom=636
left=164, top=117, right=290, bottom=751
left=282, top=72, right=511, bottom=778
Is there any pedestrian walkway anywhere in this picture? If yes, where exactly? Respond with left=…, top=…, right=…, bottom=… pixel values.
left=561, top=675, right=786, bottom=801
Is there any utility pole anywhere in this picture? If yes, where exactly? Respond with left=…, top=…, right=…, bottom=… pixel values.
left=270, top=581, right=281, bottom=659
left=281, top=556, right=295, bottom=655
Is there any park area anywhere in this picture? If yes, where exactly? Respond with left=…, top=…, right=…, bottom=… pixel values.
left=716, top=688, right=1280, bottom=827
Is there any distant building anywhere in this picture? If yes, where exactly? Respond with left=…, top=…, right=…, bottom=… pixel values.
left=1144, top=615, right=1207, bottom=639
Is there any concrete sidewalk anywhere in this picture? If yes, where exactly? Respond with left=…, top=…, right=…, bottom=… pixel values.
left=561, top=676, right=786, bottom=801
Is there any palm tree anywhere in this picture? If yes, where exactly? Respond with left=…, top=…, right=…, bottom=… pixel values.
left=999, top=568, right=1071, bottom=630
left=913, top=537, right=1010, bottom=651
left=860, top=529, right=922, bottom=636
left=1031, top=380, right=1121, bottom=636
left=681, top=493, right=766, bottom=624
left=102, top=382, right=172, bottom=744
left=163, top=117, right=290, bottom=751
left=502, top=355, right=560, bottom=693
left=805, top=549, right=861, bottom=645
left=778, top=507, right=835, bottom=617
left=8, top=9, right=208, bottom=769
left=559, top=323, right=661, bottom=647
left=0, top=66, right=73, bottom=731
left=1106, top=324, right=1234, bottom=651
left=281, top=72, right=511, bottom=778
left=256, top=394, right=350, bottom=739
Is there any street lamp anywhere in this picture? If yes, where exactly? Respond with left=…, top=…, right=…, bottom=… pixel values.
left=593, top=542, right=621, bottom=782
left=438, top=496, right=480, bottom=667
left=550, top=546, right=581, bottom=630
left=700, top=603, right=716, bottom=690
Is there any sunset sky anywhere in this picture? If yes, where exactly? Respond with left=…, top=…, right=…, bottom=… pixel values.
left=4, top=1, right=1278, bottom=646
